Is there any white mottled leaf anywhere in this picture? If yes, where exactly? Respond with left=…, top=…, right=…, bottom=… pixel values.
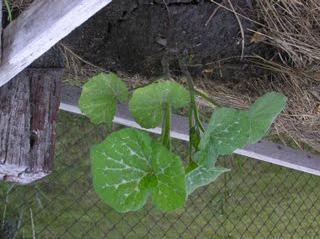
left=186, top=166, right=229, bottom=195
left=79, top=73, right=128, bottom=124
left=195, top=92, right=286, bottom=167
left=205, top=108, right=249, bottom=155
left=150, top=143, right=186, bottom=211
left=91, top=128, right=186, bottom=213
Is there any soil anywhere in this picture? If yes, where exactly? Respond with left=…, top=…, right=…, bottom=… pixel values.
left=63, top=0, right=268, bottom=81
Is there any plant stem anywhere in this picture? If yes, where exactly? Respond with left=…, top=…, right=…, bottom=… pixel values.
left=179, top=59, right=205, bottom=133
left=193, top=103, right=205, bottom=132
left=179, top=58, right=206, bottom=166
left=4, top=0, right=13, bottom=22
left=161, top=102, right=171, bottom=150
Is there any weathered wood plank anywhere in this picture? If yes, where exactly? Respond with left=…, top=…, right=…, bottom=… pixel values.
left=60, top=85, right=320, bottom=176
left=0, top=69, right=63, bottom=184
left=0, top=0, right=112, bottom=87
left=0, top=0, right=2, bottom=63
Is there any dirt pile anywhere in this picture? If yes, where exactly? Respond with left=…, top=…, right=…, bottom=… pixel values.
left=64, top=0, right=260, bottom=80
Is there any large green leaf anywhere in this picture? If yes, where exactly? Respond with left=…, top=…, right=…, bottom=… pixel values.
left=129, top=80, right=190, bottom=128
left=186, top=166, right=229, bottom=195
left=79, top=73, right=128, bottom=124
left=91, top=128, right=186, bottom=213
left=248, top=92, right=287, bottom=144
left=205, top=108, right=249, bottom=155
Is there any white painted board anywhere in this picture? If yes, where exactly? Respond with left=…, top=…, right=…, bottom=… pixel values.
left=0, top=0, right=112, bottom=87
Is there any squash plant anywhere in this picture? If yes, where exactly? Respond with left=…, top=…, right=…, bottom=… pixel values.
left=79, top=72, right=286, bottom=213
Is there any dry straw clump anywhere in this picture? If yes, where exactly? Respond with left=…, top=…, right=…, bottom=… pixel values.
left=253, top=0, right=320, bottom=151
left=256, top=0, right=320, bottom=68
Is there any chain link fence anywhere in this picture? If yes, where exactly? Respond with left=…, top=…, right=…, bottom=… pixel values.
left=1, top=112, right=320, bottom=239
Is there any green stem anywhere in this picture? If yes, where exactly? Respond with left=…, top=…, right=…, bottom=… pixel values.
left=179, top=59, right=205, bottom=133
left=193, top=104, right=205, bottom=133
left=4, top=0, right=13, bottom=22
left=161, top=102, right=171, bottom=150
left=179, top=58, right=206, bottom=167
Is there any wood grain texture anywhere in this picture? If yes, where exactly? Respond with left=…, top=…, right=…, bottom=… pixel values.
left=0, top=0, right=112, bottom=87
left=0, top=69, right=63, bottom=184
left=60, top=85, right=320, bottom=176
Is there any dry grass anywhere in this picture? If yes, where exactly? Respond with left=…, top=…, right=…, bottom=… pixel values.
left=252, top=0, right=320, bottom=151
left=256, top=0, right=320, bottom=68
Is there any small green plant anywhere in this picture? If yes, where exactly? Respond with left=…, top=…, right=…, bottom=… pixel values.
left=79, top=72, right=286, bottom=213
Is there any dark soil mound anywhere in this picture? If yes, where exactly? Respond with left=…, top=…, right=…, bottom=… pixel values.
left=64, top=0, right=263, bottom=79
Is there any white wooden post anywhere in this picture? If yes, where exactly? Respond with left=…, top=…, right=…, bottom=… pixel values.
left=0, top=0, right=112, bottom=87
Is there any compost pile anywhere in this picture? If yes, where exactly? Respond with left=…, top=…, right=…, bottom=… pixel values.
left=8, top=0, right=320, bottom=152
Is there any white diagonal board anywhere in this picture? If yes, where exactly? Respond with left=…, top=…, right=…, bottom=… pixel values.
left=0, top=0, right=112, bottom=87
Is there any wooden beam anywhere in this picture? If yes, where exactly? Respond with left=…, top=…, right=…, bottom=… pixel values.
left=0, top=69, right=63, bottom=184
left=60, top=85, right=320, bottom=176
left=0, top=0, right=112, bottom=87
left=0, top=0, right=2, bottom=63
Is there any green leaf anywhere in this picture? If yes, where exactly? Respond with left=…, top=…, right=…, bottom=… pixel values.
left=204, top=108, right=249, bottom=155
left=193, top=143, right=218, bottom=168
left=91, top=128, right=186, bottom=213
left=248, top=92, right=287, bottom=144
left=79, top=73, right=128, bottom=124
left=186, top=166, right=229, bottom=195
left=150, top=142, right=186, bottom=211
left=129, top=80, right=190, bottom=128
left=194, top=92, right=286, bottom=168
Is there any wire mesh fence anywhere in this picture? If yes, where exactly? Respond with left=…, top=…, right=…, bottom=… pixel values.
left=1, top=111, right=320, bottom=239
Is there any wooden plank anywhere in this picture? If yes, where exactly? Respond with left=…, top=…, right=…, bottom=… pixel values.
left=0, top=0, right=112, bottom=87
left=236, top=142, right=320, bottom=176
left=60, top=85, right=320, bottom=176
left=0, top=0, right=2, bottom=63
left=0, top=68, right=63, bottom=184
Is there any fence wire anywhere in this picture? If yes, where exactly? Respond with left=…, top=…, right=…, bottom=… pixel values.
left=1, top=112, right=320, bottom=239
